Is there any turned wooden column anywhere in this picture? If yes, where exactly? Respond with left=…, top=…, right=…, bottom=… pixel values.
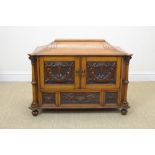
left=122, top=55, right=132, bottom=109
left=28, top=54, right=38, bottom=108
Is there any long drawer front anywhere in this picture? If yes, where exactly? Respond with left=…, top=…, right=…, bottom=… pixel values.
left=61, top=92, right=100, bottom=104
left=40, top=90, right=120, bottom=108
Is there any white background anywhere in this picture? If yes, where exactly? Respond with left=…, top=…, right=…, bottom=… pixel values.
left=0, top=130, right=154, bottom=155
left=0, top=26, right=155, bottom=81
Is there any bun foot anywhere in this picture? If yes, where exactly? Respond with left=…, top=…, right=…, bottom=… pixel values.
left=32, top=110, right=39, bottom=116
left=121, top=109, right=127, bottom=115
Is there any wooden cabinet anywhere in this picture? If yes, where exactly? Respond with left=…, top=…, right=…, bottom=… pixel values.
left=28, top=39, right=132, bottom=116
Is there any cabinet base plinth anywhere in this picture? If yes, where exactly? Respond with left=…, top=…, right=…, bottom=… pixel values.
left=29, top=104, right=129, bottom=116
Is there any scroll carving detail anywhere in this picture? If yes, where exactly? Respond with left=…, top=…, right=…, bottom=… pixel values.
left=124, top=56, right=132, bottom=64
left=86, top=62, right=116, bottom=84
left=28, top=55, right=36, bottom=64
left=44, top=61, right=75, bottom=84
left=61, top=92, right=100, bottom=104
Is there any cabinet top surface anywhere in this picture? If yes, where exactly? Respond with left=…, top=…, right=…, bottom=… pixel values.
left=30, top=39, right=132, bottom=56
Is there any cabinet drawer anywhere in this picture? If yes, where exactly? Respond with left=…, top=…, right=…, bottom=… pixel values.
left=60, top=92, right=100, bottom=104
left=42, top=92, right=56, bottom=104
left=104, top=91, right=119, bottom=105
left=39, top=90, right=120, bottom=107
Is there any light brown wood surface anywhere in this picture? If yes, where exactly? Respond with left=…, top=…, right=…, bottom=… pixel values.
left=30, top=39, right=132, bottom=56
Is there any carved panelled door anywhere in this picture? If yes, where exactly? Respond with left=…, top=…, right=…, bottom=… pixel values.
left=81, top=57, right=121, bottom=89
left=40, top=57, right=80, bottom=89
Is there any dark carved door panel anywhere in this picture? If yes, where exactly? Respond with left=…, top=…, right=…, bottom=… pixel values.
left=40, top=57, right=80, bottom=89
left=86, top=62, right=116, bottom=84
left=44, top=61, right=75, bottom=84
left=81, top=57, right=121, bottom=89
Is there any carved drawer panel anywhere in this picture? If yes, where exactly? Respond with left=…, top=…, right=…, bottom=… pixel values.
left=86, top=61, right=116, bottom=84
left=104, top=92, right=118, bottom=104
left=61, top=92, right=100, bottom=104
left=42, top=93, right=56, bottom=104
left=44, top=61, right=75, bottom=84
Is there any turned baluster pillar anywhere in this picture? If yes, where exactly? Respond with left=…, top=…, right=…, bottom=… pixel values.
left=28, top=54, right=38, bottom=108
left=122, top=55, right=132, bottom=108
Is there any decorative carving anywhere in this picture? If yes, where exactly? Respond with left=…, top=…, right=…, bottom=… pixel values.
left=105, top=92, right=118, bottom=104
left=42, top=93, right=55, bottom=104
left=122, top=100, right=130, bottom=108
left=31, top=102, right=38, bottom=108
left=61, top=92, right=100, bottom=104
left=86, top=62, right=116, bottom=84
left=124, top=55, right=132, bottom=64
left=44, top=61, right=75, bottom=84
left=28, top=55, right=37, bottom=64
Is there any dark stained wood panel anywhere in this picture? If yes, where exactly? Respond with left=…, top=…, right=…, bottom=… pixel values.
left=86, top=62, right=116, bottom=84
left=105, top=92, right=118, bottom=104
left=42, top=93, right=55, bottom=104
left=44, top=61, right=75, bottom=84
left=61, top=92, right=100, bottom=104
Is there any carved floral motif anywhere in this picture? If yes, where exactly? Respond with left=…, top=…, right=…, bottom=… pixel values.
left=61, top=92, right=100, bottom=104
left=86, top=62, right=116, bottom=84
left=44, top=61, right=75, bottom=84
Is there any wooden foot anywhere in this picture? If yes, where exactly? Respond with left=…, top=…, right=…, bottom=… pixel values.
left=32, top=110, right=39, bottom=116
left=121, top=108, right=127, bottom=115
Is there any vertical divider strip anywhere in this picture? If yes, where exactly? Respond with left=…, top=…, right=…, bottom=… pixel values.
left=81, top=57, right=86, bottom=89
left=100, top=91, right=104, bottom=106
left=75, top=56, right=81, bottom=89
left=56, top=92, right=60, bottom=106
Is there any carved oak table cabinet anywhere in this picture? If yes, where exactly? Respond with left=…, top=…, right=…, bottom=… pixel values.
left=28, top=39, right=132, bottom=116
